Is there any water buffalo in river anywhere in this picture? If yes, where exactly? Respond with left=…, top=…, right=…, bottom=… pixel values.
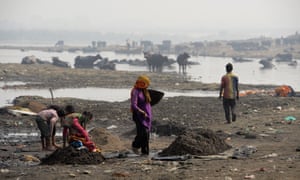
left=275, top=53, right=292, bottom=62
left=177, top=52, right=190, bottom=74
left=232, top=57, right=253, bottom=63
left=21, top=55, right=48, bottom=64
left=74, top=54, right=102, bottom=68
left=94, top=58, right=116, bottom=70
left=259, top=58, right=274, bottom=69
left=21, top=55, right=69, bottom=68
left=52, top=57, right=70, bottom=68
left=144, top=52, right=169, bottom=72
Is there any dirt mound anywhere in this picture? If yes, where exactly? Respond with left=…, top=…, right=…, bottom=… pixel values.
left=159, top=129, right=231, bottom=156
left=41, top=146, right=105, bottom=165
left=13, top=97, right=47, bottom=111
left=89, top=127, right=127, bottom=152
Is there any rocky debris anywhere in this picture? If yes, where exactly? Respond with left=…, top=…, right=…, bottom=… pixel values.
left=41, top=146, right=105, bottom=165
left=232, top=145, right=257, bottom=159
left=159, top=129, right=231, bottom=156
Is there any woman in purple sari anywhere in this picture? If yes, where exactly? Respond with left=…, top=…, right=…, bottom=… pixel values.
left=130, top=75, right=152, bottom=155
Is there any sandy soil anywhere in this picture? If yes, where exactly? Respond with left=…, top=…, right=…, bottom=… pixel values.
left=0, top=64, right=300, bottom=180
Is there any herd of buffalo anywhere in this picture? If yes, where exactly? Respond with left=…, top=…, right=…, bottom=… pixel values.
left=21, top=52, right=192, bottom=73
left=21, top=51, right=297, bottom=72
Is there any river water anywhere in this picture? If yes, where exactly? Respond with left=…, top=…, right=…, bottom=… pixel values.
left=0, top=48, right=299, bottom=107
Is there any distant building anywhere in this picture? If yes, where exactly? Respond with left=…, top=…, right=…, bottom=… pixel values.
left=132, top=41, right=138, bottom=48
left=55, top=40, right=64, bottom=47
left=260, top=40, right=272, bottom=47
left=97, top=41, right=106, bottom=48
left=191, top=41, right=205, bottom=48
left=140, top=40, right=153, bottom=52
left=174, top=44, right=192, bottom=54
left=275, top=32, right=300, bottom=46
left=284, top=31, right=300, bottom=45
left=228, top=40, right=262, bottom=51
left=275, top=38, right=283, bottom=46
left=92, top=41, right=97, bottom=48
left=159, top=40, right=171, bottom=52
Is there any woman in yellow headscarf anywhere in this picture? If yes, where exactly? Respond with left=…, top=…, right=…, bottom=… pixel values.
left=130, top=75, right=152, bottom=155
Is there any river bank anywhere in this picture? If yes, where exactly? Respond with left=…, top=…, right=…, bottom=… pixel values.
left=0, top=63, right=300, bottom=179
left=0, top=63, right=277, bottom=91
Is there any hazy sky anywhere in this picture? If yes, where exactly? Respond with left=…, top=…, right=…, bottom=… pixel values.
left=0, top=0, right=299, bottom=40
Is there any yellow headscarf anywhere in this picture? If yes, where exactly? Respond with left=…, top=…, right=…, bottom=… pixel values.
left=133, top=75, right=151, bottom=103
left=135, top=75, right=150, bottom=89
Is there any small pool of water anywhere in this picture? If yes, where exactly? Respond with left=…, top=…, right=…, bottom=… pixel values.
left=0, top=82, right=218, bottom=107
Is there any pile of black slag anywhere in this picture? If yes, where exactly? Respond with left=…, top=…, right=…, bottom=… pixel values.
left=159, top=128, right=231, bottom=156
left=41, top=146, right=105, bottom=165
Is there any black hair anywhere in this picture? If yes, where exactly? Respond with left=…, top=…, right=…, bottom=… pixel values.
left=226, top=63, right=233, bottom=73
left=47, top=105, right=61, bottom=111
left=56, top=109, right=65, bottom=117
left=47, top=105, right=65, bottom=117
left=65, top=105, right=75, bottom=114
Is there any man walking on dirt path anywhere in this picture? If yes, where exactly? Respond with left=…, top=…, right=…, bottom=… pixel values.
left=219, top=63, right=239, bottom=124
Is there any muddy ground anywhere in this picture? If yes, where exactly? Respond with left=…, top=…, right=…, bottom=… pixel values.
left=0, top=64, right=300, bottom=180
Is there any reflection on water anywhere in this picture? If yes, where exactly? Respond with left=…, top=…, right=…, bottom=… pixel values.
left=0, top=132, right=39, bottom=143
left=0, top=132, right=62, bottom=143
left=0, top=81, right=27, bottom=86
left=0, top=128, right=92, bottom=143
left=0, top=87, right=129, bottom=107
left=0, top=85, right=218, bottom=107
left=1, top=132, right=39, bottom=143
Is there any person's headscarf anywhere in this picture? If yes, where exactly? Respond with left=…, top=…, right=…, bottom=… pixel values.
left=134, top=75, right=150, bottom=89
left=133, top=75, right=151, bottom=103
